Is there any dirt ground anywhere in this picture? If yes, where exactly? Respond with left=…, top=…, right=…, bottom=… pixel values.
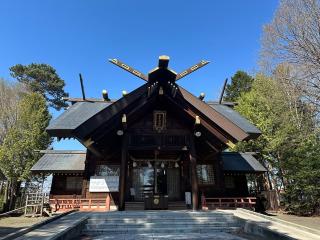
left=268, top=212, right=320, bottom=231
left=0, top=216, right=48, bottom=237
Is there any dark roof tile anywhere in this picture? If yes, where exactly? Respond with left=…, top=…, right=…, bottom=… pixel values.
left=221, top=152, right=266, bottom=172
left=46, top=101, right=112, bottom=134
left=31, top=151, right=86, bottom=173
left=209, top=103, right=261, bottom=135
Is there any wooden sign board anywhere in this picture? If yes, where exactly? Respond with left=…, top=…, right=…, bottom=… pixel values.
left=89, top=176, right=119, bottom=192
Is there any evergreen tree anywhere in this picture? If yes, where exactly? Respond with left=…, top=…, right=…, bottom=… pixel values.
left=284, top=135, right=320, bottom=215
left=224, top=71, right=254, bottom=102
left=235, top=74, right=319, bottom=215
left=10, top=63, right=68, bottom=110
left=0, top=93, right=51, bottom=210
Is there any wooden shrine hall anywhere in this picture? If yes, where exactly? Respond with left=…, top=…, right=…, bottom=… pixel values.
left=31, top=56, right=266, bottom=211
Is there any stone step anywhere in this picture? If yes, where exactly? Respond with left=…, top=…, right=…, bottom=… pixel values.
left=87, top=218, right=235, bottom=223
left=82, top=211, right=242, bottom=238
left=85, top=223, right=241, bottom=230
left=87, top=218, right=235, bottom=222
left=88, top=214, right=234, bottom=219
left=79, top=232, right=247, bottom=240
left=88, top=215, right=235, bottom=218
left=83, top=226, right=242, bottom=235
left=87, top=211, right=234, bottom=218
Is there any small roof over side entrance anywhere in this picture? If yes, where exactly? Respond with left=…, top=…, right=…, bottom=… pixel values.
left=221, top=152, right=266, bottom=173
left=31, top=150, right=86, bottom=173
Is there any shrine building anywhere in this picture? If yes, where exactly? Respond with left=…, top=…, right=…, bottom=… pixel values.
left=31, top=56, right=266, bottom=211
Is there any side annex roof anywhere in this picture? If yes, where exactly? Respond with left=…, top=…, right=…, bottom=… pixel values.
left=31, top=150, right=86, bottom=173
left=221, top=152, right=266, bottom=172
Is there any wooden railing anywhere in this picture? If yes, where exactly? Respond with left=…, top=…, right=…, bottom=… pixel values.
left=25, top=192, right=50, bottom=216
left=201, top=196, right=256, bottom=210
left=49, top=196, right=111, bottom=212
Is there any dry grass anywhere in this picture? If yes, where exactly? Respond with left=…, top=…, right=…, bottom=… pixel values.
left=0, top=215, right=49, bottom=237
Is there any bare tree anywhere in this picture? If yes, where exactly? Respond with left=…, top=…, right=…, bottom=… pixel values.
left=0, top=79, right=24, bottom=144
left=261, top=0, right=320, bottom=109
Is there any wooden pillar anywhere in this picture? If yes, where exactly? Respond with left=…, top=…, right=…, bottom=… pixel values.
left=217, top=153, right=226, bottom=195
left=189, top=137, right=199, bottom=210
left=119, top=134, right=128, bottom=211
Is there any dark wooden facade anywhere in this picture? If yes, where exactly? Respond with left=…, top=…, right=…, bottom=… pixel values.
left=33, top=56, right=265, bottom=211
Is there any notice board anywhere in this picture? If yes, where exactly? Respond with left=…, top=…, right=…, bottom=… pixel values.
left=89, top=176, right=119, bottom=192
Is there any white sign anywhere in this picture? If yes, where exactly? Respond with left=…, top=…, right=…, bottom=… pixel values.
left=185, top=192, right=192, bottom=205
left=89, top=176, right=119, bottom=192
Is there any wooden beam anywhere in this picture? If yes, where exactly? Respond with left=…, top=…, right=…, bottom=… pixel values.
left=62, top=97, right=116, bottom=103
left=158, top=55, right=170, bottom=68
left=205, top=140, right=219, bottom=153
left=79, top=73, right=86, bottom=100
left=178, top=86, right=250, bottom=141
left=119, top=134, right=128, bottom=211
left=80, top=138, right=103, bottom=158
left=92, top=88, right=156, bottom=143
left=175, top=60, right=210, bottom=81
left=109, top=58, right=148, bottom=81
left=165, top=94, right=233, bottom=146
left=219, top=78, right=228, bottom=104
left=189, top=136, right=199, bottom=210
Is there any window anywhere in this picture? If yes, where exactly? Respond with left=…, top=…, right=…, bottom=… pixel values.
left=153, top=111, right=166, bottom=132
left=196, top=165, right=215, bottom=184
left=66, top=177, right=83, bottom=191
left=225, top=175, right=235, bottom=189
left=95, top=165, right=120, bottom=177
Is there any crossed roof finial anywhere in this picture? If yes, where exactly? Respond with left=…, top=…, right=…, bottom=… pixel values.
left=108, top=56, right=210, bottom=84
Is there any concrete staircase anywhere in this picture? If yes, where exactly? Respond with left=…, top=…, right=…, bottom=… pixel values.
left=82, top=210, right=243, bottom=239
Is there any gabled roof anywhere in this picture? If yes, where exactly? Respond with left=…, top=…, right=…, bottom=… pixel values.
left=178, top=86, right=261, bottom=141
left=47, top=84, right=148, bottom=138
left=46, top=86, right=260, bottom=144
left=46, top=56, right=261, bottom=151
left=221, top=152, right=266, bottom=173
left=47, top=102, right=111, bottom=137
left=31, top=150, right=86, bottom=173
left=209, top=104, right=259, bottom=134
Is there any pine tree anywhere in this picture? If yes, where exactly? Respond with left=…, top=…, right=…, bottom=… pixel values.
left=10, top=63, right=68, bottom=110
left=224, top=71, right=254, bottom=102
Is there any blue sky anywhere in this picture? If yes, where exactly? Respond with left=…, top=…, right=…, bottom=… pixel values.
left=0, top=0, right=278, bottom=150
